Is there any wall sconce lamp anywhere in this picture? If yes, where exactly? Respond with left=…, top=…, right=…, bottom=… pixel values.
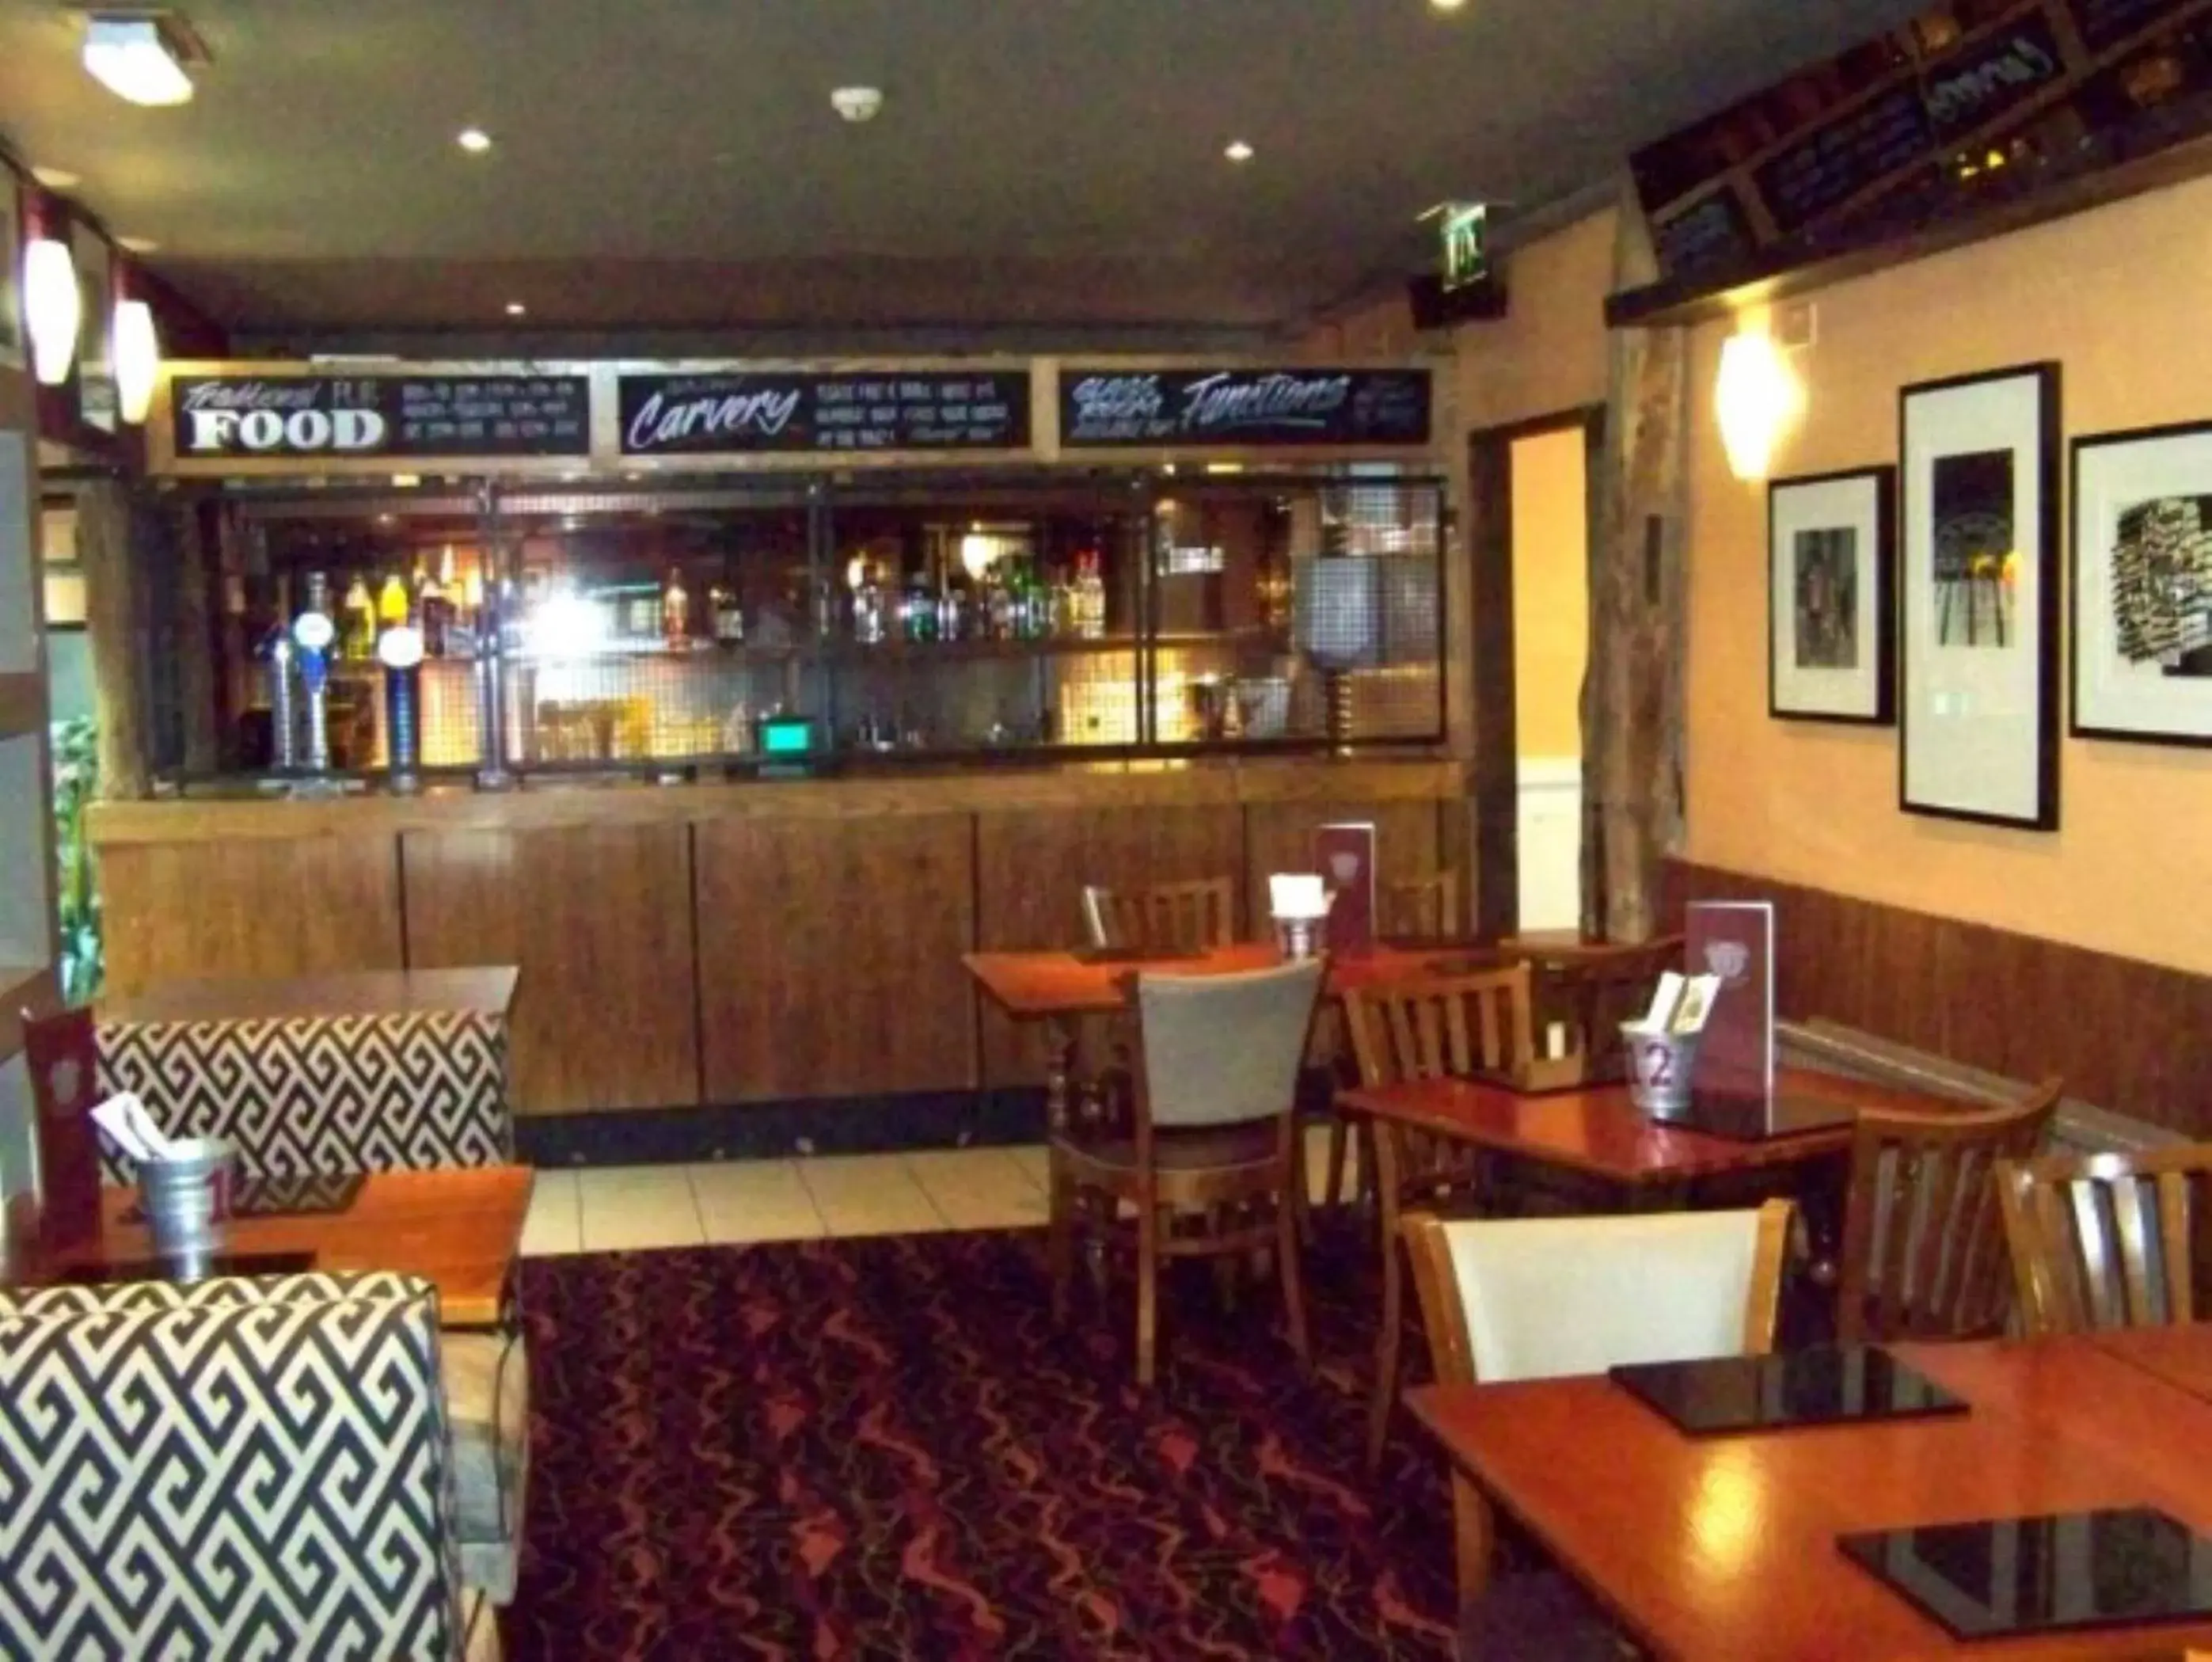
left=1715, top=330, right=1801, bottom=482
left=23, top=238, right=82, bottom=388
left=114, top=298, right=161, bottom=424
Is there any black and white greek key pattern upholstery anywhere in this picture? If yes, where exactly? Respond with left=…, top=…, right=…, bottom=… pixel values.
left=0, top=1274, right=462, bottom=1662
left=0, top=1269, right=428, bottom=1319
left=96, top=1010, right=512, bottom=1183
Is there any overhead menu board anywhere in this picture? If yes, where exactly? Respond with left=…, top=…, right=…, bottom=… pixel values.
left=169, top=374, right=592, bottom=460
left=1058, top=367, right=1432, bottom=449
left=618, top=370, right=1030, bottom=457
left=1630, top=0, right=2212, bottom=281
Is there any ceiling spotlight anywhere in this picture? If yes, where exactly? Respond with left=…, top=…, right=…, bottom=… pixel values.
left=457, top=127, right=493, bottom=154
left=116, top=234, right=160, bottom=254
left=1225, top=139, right=1255, bottom=162
left=504, top=301, right=527, bottom=317
left=830, top=86, right=884, bottom=123
left=29, top=166, right=82, bottom=192
left=82, top=13, right=201, bottom=108
left=1431, top=0, right=1468, bottom=10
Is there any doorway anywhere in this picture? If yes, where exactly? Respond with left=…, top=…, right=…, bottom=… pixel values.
left=1466, top=407, right=1602, bottom=937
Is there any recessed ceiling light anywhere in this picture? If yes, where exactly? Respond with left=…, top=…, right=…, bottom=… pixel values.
left=504, top=301, right=527, bottom=317
left=82, top=13, right=199, bottom=108
left=457, top=127, right=493, bottom=154
left=1431, top=0, right=1467, bottom=10
left=117, top=235, right=160, bottom=254
left=1225, top=139, right=1255, bottom=163
left=30, top=166, right=81, bottom=192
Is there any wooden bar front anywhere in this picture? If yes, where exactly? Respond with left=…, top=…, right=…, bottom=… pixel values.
left=90, top=759, right=1465, bottom=1116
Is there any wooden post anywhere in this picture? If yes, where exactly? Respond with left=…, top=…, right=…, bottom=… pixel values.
left=1582, top=185, right=1690, bottom=942
left=78, top=478, right=150, bottom=801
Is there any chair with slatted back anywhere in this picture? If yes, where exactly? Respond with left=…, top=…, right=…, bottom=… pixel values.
left=1379, top=869, right=1461, bottom=941
left=1081, top=878, right=1237, bottom=954
left=1837, top=1078, right=2063, bottom=1343
left=1522, top=934, right=1684, bottom=1064
left=1340, top=964, right=1535, bottom=1474
left=1995, top=1142, right=2212, bottom=1337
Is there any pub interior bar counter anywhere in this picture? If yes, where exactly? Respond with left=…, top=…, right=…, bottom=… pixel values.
left=91, top=353, right=1465, bottom=1144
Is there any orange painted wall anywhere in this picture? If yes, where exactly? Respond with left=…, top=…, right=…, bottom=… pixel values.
left=1685, top=173, right=2212, bottom=979
left=1510, top=427, right=1587, bottom=761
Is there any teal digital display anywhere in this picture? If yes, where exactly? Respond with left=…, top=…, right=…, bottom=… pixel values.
left=761, top=717, right=815, bottom=757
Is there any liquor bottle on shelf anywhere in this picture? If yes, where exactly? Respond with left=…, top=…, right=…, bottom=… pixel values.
left=903, top=572, right=937, bottom=644
left=936, top=582, right=964, bottom=644
left=662, top=566, right=691, bottom=649
left=376, top=571, right=411, bottom=637
left=1050, top=566, right=1077, bottom=639
left=709, top=584, right=745, bottom=645
left=853, top=567, right=887, bottom=645
left=341, top=573, right=378, bottom=660
left=1081, top=552, right=1108, bottom=639
left=419, top=562, right=451, bottom=658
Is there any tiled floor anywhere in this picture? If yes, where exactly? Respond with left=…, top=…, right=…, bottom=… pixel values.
left=520, top=1125, right=1357, bottom=1256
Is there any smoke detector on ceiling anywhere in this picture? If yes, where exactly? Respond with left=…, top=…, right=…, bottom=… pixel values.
left=830, top=86, right=884, bottom=124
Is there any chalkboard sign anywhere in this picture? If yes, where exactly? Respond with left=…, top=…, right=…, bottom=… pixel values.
left=170, top=375, right=592, bottom=460
left=1058, top=368, right=1432, bottom=449
left=618, top=371, right=1030, bottom=456
left=1651, top=188, right=1758, bottom=279
left=1754, top=82, right=1933, bottom=238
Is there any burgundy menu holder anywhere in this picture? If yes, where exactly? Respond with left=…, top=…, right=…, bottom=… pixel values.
left=23, top=1007, right=104, bottom=1251
left=1315, top=823, right=1378, bottom=955
left=1684, top=901, right=1775, bottom=1109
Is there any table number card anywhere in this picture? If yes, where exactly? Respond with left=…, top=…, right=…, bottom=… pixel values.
left=1314, top=823, right=1377, bottom=953
left=1685, top=900, right=1776, bottom=1108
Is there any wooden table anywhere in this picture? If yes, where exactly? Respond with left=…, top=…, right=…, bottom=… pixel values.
left=28, top=1166, right=534, bottom=1328
left=97, top=966, right=520, bottom=1025
left=1332, top=1064, right=1901, bottom=1192
left=964, top=941, right=1493, bottom=1128
left=2092, top=1323, right=2212, bottom=1405
left=1409, top=1333, right=2212, bottom=1659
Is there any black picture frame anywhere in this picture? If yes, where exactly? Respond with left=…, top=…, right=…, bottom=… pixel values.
left=2069, top=418, right=2212, bottom=750
left=1767, top=464, right=1896, bottom=725
left=1897, top=362, right=2061, bottom=831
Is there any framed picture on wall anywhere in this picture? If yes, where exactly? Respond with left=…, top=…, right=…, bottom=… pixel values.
left=0, top=171, right=23, bottom=372
left=1898, top=363, right=2061, bottom=829
left=2072, top=420, right=2212, bottom=747
left=1768, top=466, right=1895, bottom=724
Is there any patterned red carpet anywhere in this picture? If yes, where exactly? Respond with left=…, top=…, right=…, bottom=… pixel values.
left=501, top=1227, right=1458, bottom=1660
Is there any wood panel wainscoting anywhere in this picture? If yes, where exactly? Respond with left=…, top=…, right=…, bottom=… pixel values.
left=697, top=813, right=979, bottom=1103
left=1667, top=861, right=2212, bottom=1137
left=88, top=759, right=1469, bottom=1124
left=99, top=833, right=405, bottom=995
left=401, top=824, right=702, bottom=1115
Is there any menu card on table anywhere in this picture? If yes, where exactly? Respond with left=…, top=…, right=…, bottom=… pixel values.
left=1314, top=823, right=1376, bottom=953
left=1684, top=900, right=1775, bottom=1107
left=24, top=1014, right=103, bottom=1250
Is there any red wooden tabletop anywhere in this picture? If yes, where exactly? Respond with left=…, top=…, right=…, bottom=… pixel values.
left=1409, top=1334, right=2212, bottom=1660
left=2092, top=1323, right=2212, bottom=1406
left=962, top=941, right=1501, bottom=1019
left=1333, top=1065, right=1890, bottom=1185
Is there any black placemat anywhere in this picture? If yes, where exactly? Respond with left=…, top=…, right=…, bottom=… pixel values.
left=1839, top=1508, right=2212, bottom=1640
left=1610, top=1345, right=1967, bottom=1436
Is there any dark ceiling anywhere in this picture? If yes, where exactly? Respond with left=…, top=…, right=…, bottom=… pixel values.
left=0, top=0, right=1932, bottom=348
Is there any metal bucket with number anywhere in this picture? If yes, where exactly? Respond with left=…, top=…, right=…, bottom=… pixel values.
left=1621, top=1026, right=1700, bottom=1118
left=138, top=1139, right=234, bottom=1280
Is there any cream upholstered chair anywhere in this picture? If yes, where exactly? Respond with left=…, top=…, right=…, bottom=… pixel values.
left=1048, top=958, right=1325, bottom=1386
left=1401, top=1201, right=1794, bottom=1638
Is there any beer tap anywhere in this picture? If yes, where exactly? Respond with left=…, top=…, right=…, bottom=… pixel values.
left=291, top=576, right=336, bottom=775
left=264, top=630, right=299, bottom=772
left=379, top=624, right=426, bottom=795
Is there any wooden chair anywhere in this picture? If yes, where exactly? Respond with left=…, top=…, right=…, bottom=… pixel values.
left=1379, top=869, right=1461, bottom=939
left=1340, top=964, right=1535, bottom=1472
left=1403, top=1200, right=1793, bottom=1630
left=1047, top=958, right=1325, bottom=1386
left=1836, top=1078, right=2063, bottom=1343
left=1080, top=878, right=1236, bottom=953
left=1996, top=1143, right=2212, bottom=1337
